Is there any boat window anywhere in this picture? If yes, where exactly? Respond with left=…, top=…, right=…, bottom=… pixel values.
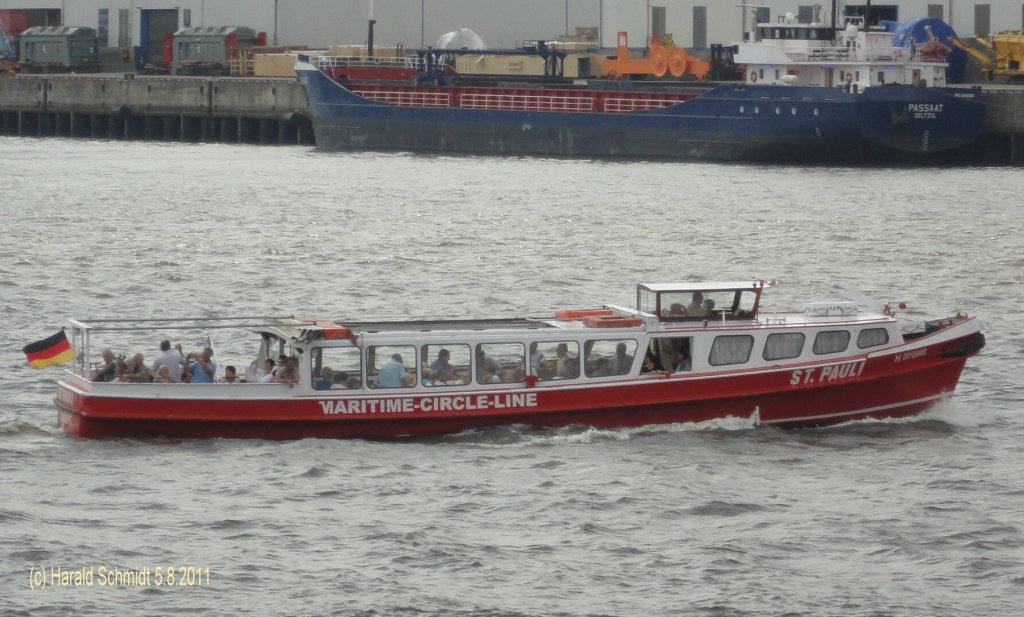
left=475, top=343, right=525, bottom=385
left=857, top=328, right=889, bottom=349
left=637, top=288, right=658, bottom=315
left=650, top=336, right=693, bottom=372
left=366, top=345, right=415, bottom=388
left=584, top=339, right=638, bottom=377
left=530, top=340, right=579, bottom=381
left=312, top=347, right=362, bottom=390
left=658, top=290, right=758, bottom=321
left=709, top=335, right=754, bottom=366
left=763, top=332, right=805, bottom=361
left=421, top=343, right=471, bottom=387
left=812, top=330, right=851, bottom=355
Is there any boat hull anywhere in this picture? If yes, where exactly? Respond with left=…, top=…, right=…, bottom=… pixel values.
left=55, top=326, right=983, bottom=440
left=298, top=64, right=985, bottom=163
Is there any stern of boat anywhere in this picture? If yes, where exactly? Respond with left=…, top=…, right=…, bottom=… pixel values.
left=54, top=373, right=91, bottom=437
left=856, top=86, right=985, bottom=155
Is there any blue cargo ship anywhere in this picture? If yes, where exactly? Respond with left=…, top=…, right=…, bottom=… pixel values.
left=296, top=13, right=985, bottom=164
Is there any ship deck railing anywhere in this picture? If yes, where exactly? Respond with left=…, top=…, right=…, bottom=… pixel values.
left=352, top=88, right=452, bottom=107
left=313, top=54, right=424, bottom=71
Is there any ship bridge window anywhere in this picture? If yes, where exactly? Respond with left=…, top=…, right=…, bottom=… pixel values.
left=531, top=340, right=579, bottom=381
left=476, top=343, right=525, bottom=385
left=367, top=344, right=416, bottom=388
left=763, top=332, right=805, bottom=361
left=857, top=328, right=889, bottom=349
left=312, top=347, right=362, bottom=390
left=584, top=339, right=638, bottom=377
left=812, top=330, right=851, bottom=355
left=709, top=335, right=754, bottom=366
left=422, top=343, right=471, bottom=387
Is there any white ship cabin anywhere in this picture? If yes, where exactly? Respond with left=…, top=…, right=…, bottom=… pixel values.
left=240, top=282, right=902, bottom=391
left=735, top=12, right=948, bottom=89
left=68, top=282, right=905, bottom=393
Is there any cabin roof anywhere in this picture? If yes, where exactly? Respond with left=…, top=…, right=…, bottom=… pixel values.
left=638, top=281, right=764, bottom=293
left=327, top=318, right=559, bottom=334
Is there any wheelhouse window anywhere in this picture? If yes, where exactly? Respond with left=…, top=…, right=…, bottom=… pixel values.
left=367, top=345, right=415, bottom=388
left=476, top=343, right=524, bottom=384
left=584, top=339, right=638, bottom=377
left=763, top=332, right=805, bottom=361
left=812, top=330, right=851, bottom=355
left=857, top=328, right=889, bottom=349
left=654, top=289, right=759, bottom=321
left=421, top=343, right=471, bottom=387
left=709, top=335, right=754, bottom=366
left=312, top=347, right=362, bottom=390
left=530, top=340, right=579, bottom=381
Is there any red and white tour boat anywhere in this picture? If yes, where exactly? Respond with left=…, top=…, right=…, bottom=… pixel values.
left=54, top=281, right=984, bottom=439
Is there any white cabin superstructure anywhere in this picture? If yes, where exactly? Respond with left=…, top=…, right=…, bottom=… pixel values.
left=735, top=10, right=949, bottom=89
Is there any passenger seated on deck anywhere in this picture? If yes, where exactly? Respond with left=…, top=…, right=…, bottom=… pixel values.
left=529, top=342, right=544, bottom=373
left=554, top=343, right=573, bottom=379
left=476, top=348, right=500, bottom=377
left=640, top=351, right=662, bottom=374
left=668, top=303, right=686, bottom=317
left=223, top=365, right=241, bottom=383
left=254, top=358, right=275, bottom=383
left=155, top=365, right=174, bottom=383
left=333, top=370, right=350, bottom=388
left=609, top=342, right=633, bottom=375
left=702, top=298, right=716, bottom=315
left=274, top=356, right=300, bottom=387
left=430, top=349, right=453, bottom=374
left=314, top=366, right=334, bottom=390
left=376, top=353, right=406, bottom=388
left=119, top=353, right=152, bottom=383
left=685, top=292, right=707, bottom=317
left=93, top=348, right=118, bottom=382
left=673, top=348, right=692, bottom=372
left=482, top=364, right=501, bottom=383
left=152, top=339, right=187, bottom=383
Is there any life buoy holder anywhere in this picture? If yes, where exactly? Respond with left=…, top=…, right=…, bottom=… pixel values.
left=582, top=316, right=644, bottom=328
left=750, top=72, right=758, bottom=83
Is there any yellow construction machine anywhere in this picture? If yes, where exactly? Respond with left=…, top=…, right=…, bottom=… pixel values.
left=950, top=30, right=1024, bottom=82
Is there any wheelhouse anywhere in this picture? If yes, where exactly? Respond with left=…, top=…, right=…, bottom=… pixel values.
left=637, top=281, right=764, bottom=322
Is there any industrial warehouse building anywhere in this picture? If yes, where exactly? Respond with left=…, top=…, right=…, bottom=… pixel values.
left=2, top=0, right=1023, bottom=61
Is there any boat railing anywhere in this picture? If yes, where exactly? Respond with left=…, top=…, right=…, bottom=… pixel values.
left=459, top=92, right=594, bottom=112
left=313, top=54, right=424, bottom=71
left=604, top=97, right=681, bottom=112
left=66, top=316, right=297, bottom=378
left=353, top=89, right=452, bottom=107
left=796, top=46, right=942, bottom=63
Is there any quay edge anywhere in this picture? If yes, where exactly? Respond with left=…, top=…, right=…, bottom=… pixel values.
left=0, top=73, right=1022, bottom=164
left=0, top=73, right=315, bottom=145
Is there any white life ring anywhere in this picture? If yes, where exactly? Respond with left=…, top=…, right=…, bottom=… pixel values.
left=750, top=72, right=758, bottom=83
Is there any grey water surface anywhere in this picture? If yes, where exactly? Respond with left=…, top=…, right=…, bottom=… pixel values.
left=1, top=138, right=1021, bottom=616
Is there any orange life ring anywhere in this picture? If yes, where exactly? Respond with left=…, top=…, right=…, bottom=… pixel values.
left=554, top=308, right=613, bottom=320
left=582, top=316, right=644, bottom=328
left=750, top=72, right=758, bottom=83
left=321, top=326, right=354, bottom=340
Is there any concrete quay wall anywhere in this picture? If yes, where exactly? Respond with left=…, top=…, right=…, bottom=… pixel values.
left=0, top=74, right=314, bottom=145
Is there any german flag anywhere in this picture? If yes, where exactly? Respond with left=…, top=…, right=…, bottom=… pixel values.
left=23, top=330, right=75, bottom=368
